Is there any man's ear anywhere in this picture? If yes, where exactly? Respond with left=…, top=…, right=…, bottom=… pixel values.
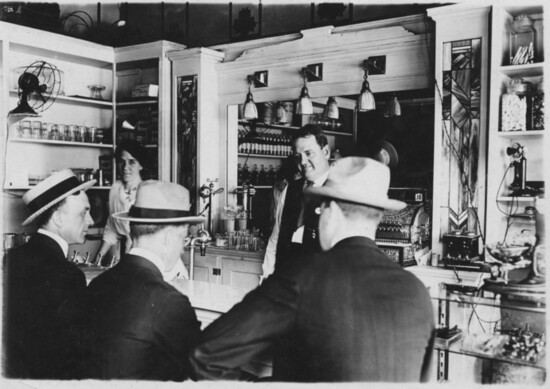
left=322, top=143, right=331, bottom=159
left=51, top=208, right=64, bottom=228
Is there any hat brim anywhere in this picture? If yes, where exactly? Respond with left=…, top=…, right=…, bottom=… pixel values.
left=305, top=186, right=407, bottom=211
left=113, top=211, right=205, bottom=224
left=22, top=179, right=97, bottom=226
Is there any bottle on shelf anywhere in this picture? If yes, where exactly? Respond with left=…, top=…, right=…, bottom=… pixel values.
left=237, top=163, right=243, bottom=186
left=251, top=164, right=259, bottom=185
left=242, top=163, right=250, bottom=184
left=258, top=164, right=266, bottom=185
left=267, top=164, right=275, bottom=185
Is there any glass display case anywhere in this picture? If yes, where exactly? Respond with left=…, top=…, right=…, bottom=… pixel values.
left=435, top=282, right=546, bottom=383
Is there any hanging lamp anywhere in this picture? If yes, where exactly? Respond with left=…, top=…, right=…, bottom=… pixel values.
left=296, top=68, right=313, bottom=115
left=357, top=60, right=376, bottom=112
left=384, top=94, right=401, bottom=118
left=323, top=96, right=339, bottom=119
left=243, top=75, right=258, bottom=120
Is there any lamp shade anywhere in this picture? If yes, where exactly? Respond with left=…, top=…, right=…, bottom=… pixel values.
left=296, top=86, right=313, bottom=115
left=357, top=80, right=376, bottom=112
left=243, top=92, right=258, bottom=120
left=384, top=95, right=401, bottom=118
left=323, top=96, right=339, bottom=119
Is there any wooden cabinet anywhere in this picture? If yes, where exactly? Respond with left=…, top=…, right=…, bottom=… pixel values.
left=114, top=41, right=185, bottom=181
left=2, top=21, right=115, bottom=192
left=182, top=247, right=263, bottom=292
left=485, top=4, right=545, bottom=246
left=220, top=255, right=263, bottom=291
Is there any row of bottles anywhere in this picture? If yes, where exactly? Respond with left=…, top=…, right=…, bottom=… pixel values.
left=238, top=131, right=293, bottom=156
left=238, top=163, right=282, bottom=186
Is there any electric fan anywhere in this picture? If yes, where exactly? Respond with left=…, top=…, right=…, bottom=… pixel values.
left=9, top=60, right=63, bottom=116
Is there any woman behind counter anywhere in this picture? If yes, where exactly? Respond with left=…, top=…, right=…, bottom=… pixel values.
left=95, top=139, right=148, bottom=264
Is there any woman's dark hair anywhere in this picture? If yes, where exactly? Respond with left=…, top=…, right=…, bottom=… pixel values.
left=114, top=139, right=150, bottom=179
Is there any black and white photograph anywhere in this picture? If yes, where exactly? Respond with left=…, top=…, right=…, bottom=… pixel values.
left=1, top=0, right=547, bottom=387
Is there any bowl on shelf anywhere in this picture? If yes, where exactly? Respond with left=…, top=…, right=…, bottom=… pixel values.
left=486, top=242, right=530, bottom=264
left=88, top=84, right=106, bottom=100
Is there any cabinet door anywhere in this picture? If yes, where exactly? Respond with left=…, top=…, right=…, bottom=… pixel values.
left=181, top=251, right=220, bottom=283
left=221, top=256, right=262, bottom=292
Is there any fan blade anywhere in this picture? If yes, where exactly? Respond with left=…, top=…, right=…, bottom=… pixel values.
left=36, top=91, right=47, bottom=103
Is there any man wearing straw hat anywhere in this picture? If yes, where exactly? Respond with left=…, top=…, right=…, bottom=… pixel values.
left=83, top=180, right=203, bottom=381
left=190, top=157, right=434, bottom=382
left=3, top=169, right=96, bottom=379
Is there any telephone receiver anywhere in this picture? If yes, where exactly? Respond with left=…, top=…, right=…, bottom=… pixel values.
left=506, top=143, right=526, bottom=159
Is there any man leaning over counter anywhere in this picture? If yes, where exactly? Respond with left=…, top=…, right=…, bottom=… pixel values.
left=189, top=157, right=435, bottom=382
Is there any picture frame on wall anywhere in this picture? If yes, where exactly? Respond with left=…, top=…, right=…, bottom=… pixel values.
left=229, top=1, right=261, bottom=41
left=312, top=2, right=353, bottom=27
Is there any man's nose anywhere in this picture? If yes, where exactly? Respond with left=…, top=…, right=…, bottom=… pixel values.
left=86, top=212, right=94, bottom=226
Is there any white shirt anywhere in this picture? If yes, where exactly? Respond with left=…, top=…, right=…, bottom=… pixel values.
left=128, top=247, right=189, bottom=281
left=38, top=228, right=69, bottom=258
left=261, top=170, right=329, bottom=280
left=129, top=247, right=165, bottom=273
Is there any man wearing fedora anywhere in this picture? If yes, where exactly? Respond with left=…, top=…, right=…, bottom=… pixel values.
left=3, top=169, right=96, bottom=379
left=190, top=157, right=435, bottom=382
left=83, top=180, right=203, bottom=381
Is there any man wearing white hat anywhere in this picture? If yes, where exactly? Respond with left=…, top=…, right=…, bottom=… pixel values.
left=83, top=180, right=203, bottom=381
left=3, top=169, right=96, bottom=378
left=190, top=157, right=435, bottom=382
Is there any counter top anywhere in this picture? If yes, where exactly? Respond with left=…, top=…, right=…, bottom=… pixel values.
left=170, top=278, right=249, bottom=313
left=81, top=266, right=249, bottom=314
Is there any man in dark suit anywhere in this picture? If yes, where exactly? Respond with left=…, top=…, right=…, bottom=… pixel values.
left=3, top=169, right=96, bottom=379
left=190, top=157, right=435, bottom=382
left=262, top=124, right=331, bottom=279
left=84, top=181, right=203, bottom=381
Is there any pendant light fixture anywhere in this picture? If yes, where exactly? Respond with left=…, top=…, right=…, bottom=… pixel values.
left=357, top=60, right=376, bottom=112
left=243, top=75, right=258, bottom=120
left=384, top=94, right=401, bottom=118
left=323, top=96, right=339, bottom=119
left=296, top=67, right=314, bottom=115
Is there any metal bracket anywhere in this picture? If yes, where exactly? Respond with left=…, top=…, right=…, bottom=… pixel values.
left=365, top=56, right=386, bottom=75
left=302, top=63, right=323, bottom=82
left=251, top=70, right=268, bottom=88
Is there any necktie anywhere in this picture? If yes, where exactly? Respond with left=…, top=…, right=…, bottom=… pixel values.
left=296, top=181, right=314, bottom=228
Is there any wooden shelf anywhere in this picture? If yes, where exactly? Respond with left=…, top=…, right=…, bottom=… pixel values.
left=236, top=185, right=272, bottom=189
left=324, top=130, right=353, bottom=136
left=116, top=99, right=158, bottom=106
left=238, top=153, right=289, bottom=159
left=497, top=130, right=545, bottom=138
left=497, top=196, right=542, bottom=202
left=9, top=90, right=113, bottom=107
left=4, top=185, right=111, bottom=190
left=238, top=120, right=299, bottom=131
left=499, top=63, right=545, bottom=78
left=9, top=138, right=113, bottom=148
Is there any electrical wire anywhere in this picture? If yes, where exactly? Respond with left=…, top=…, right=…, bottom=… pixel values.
left=421, top=17, right=488, bottom=246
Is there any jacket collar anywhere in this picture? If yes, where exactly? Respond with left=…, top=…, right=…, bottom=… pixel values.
left=29, top=232, right=67, bottom=260
left=332, top=236, right=378, bottom=250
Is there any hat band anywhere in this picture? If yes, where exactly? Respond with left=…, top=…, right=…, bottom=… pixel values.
left=129, top=206, right=191, bottom=219
left=27, top=176, right=81, bottom=214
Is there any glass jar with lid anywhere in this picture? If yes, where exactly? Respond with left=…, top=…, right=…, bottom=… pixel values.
left=509, top=14, right=535, bottom=65
left=500, top=78, right=533, bottom=132
left=532, top=77, right=544, bottom=131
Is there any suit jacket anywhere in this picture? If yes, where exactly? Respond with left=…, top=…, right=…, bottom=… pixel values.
left=3, top=233, right=87, bottom=379
left=190, top=237, right=435, bottom=382
left=85, top=254, right=201, bottom=381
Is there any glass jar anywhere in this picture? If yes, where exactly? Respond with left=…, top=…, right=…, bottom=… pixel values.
left=501, top=78, right=533, bottom=132
left=31, top=121, right=41, bottom=139
left=532, top=77, right=544, bottom=131
left=20, top=120, right=31, bottom=138
left=509, top=14, right=535, bottom=65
